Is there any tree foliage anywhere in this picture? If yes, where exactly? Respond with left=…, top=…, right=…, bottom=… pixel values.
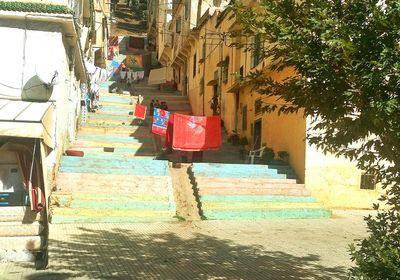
left=232, top=0, right=400, bottom=279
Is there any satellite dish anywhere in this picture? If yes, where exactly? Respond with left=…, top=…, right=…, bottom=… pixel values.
left=21, top=75, right=53, bottom=102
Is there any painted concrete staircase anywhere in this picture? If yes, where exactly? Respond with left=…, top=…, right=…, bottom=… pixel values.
left=0, top=206, right=47, bottom=266
left=51, top=83, right=194, bottom=223
left=52, top=156, right=176, bottom=223
left=191, top=163, right=331, bottom=220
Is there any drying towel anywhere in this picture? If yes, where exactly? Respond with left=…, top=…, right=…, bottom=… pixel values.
left=165, top=114, right=174, bottom=148
left=134, top=104, right=147, bottom=120
left=152, top=108, right=170, bottom=136
left=172, top=114, right=221, bottom=151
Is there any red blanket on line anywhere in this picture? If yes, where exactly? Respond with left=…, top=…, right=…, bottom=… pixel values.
left=134, top=104, right=147, bottom=120
left=172, top=114, right=221, bottom=151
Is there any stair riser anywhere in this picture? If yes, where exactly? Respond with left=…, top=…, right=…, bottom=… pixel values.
left=195, top=177, right=298, bottom=184
left=52, top=209, right=176, bottom=219
left=203, top=209, right=332, bottom=220
left=69, top=140, right=153, bottom=149
left=0, top=222, right=44, bottom=237
left=79, top=128, right=151, bottom=136
left=0, top=207, right=45, bottom=222
left=195, top=182, right=304, bottom=189
left=76, top=134, right=153, bottom=143
left=59, top=161, right=168, bottom=176
left=56, top=173, right=171, bottom=191
left=0, top=236, right=44, bottom=251
left=197, top=188, right=311, bottom=196
left=55, top=200, right=175, bottom=211
left=200, top=195, right=316, bottom=203
left=51, top=216, right=177, bottom=224
left=202, top=202, right=321, bottom=210
left=66, top=147, right=155, bottom=155
left=195, top=172, right=288, bottom=179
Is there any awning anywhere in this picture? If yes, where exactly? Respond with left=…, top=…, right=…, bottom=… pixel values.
left=148, top=67, right=167, bottom=85
left=0, top=100, right=54, bottom=148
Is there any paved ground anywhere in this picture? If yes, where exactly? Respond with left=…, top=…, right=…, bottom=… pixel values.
left=0, top=210, right=371, bottom=280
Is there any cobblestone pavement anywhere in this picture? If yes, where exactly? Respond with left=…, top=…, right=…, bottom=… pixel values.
left=0, top=210, right=371, bottom=280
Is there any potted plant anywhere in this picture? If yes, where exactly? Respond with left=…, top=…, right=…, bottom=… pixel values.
left=278, top=151, right=290, bottom=163
left=263, top=146, right=275, bottom=164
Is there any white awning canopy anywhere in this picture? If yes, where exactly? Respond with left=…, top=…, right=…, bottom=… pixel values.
left=0, top=100, right=54, bottom=148
left=148, top=67, right=167, bottom=85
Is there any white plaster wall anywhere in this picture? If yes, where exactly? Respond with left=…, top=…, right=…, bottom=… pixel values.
left=0, top=19, right=81, bottom=170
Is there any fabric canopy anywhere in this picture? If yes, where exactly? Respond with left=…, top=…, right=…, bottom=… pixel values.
left=172, top=114, right=221, bottom=151
left=0, top=100, right=54, bottom=148
left=148, top=67, right=167, bottom=85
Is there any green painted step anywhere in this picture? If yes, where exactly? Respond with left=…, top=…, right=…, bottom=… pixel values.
left=203, top=209, right=332, bottom=220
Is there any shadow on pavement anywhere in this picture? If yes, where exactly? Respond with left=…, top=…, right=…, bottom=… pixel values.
left=14, top=226, right=349, bottom=280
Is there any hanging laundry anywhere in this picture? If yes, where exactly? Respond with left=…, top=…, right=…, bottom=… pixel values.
left=132, top=71, right=138, bottom=81
left=152, top=108, right=170, bottom=136
left=165, top=114, right=175, bottom=148
left=134, top=104, right=147, bottom=120
left=120, top=70, right=127, bottom=80
left=137, top=71, right=145, bottom=80
left=172, top=114, right=222, bottom=151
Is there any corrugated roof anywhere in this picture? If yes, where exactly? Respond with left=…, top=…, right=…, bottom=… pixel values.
left=0, top=1, right=73, bottom=14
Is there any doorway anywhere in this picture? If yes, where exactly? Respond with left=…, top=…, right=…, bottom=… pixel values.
left=253, top=119, right=262, bottom=149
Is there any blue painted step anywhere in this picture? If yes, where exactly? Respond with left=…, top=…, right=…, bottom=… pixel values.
left=192, top=163, right=287, bottom=179
left=60, top=158, right=169, bottom=176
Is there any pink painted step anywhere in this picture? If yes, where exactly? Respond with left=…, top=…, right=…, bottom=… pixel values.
left=56, top=173, right=170, bottom=194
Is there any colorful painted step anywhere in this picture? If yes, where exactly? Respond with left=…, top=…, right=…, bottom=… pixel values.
left=202, top=209, right=332, bottom=220
left=191, top=162, right=331, bottom=220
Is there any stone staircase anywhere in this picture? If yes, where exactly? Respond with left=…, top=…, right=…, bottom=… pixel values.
left=51, top=82, right=192, bottom=223
left=191, top=163, right=331, bottom=220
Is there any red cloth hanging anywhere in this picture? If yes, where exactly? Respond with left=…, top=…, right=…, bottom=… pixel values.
left=172, top=114, right=221, bottom=151
left=165, top=113, right=175, bottom=148
left=134, top=104, right=147, bottom=120
left=15, top=146, right=45, bottom=213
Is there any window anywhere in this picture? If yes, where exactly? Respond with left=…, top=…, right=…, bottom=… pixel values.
left=360, top=173, right=377, bottom=190
left=193, top=53, right=197, bottom=77
left=254, top=98, right=262, bottom=115
left=239, top=65, right=244, bottom=80
left=185, top=1, right=189, bottom=20
left=251, top=34, right=262, bottom=68
left=222, top=57, right=229, bottom=84
left=199, top=78, right=204, bottom=95
left=242, top=105, right=247, bottom=131
left=176, top=17, right=182, bottom=33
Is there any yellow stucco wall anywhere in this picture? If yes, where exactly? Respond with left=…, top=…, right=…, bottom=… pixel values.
left=305, top=142, right=383, bottom=209
left=165, top=5, right=384, bottom=209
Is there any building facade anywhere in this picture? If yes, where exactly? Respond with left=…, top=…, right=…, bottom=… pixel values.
left=147, top=0, right=382, bottom=209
